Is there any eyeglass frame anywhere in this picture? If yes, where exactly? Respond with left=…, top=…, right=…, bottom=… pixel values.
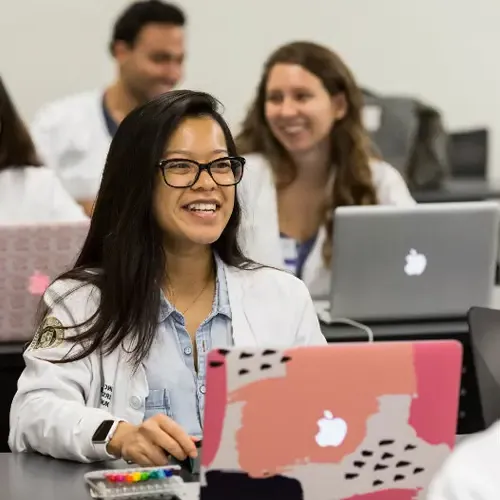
left=157, top=155, right=246, bottom=188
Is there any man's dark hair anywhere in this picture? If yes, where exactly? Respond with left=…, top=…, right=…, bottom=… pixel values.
left=110, top=0, right=185, bottom=54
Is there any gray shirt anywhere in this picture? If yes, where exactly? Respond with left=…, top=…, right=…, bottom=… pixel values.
left=143, top=258, right=232, bottom=437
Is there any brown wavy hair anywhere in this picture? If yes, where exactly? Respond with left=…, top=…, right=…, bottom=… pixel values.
left=236, top=41, right=378, bottom=264
left=0, top=76, right=42, bottom=170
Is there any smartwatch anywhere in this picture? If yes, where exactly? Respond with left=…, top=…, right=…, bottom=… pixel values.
left=92, top=419, right=123, bottom=456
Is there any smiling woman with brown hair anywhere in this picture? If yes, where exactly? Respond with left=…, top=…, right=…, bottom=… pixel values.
left=0, top=76, right=86, bottom=223
left=237, top=41, right=415, bottom=297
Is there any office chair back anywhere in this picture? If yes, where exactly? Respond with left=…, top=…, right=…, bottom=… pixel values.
left=467, top=306, right=500, bottom=428
left=449, top=129, right=488, bottom=178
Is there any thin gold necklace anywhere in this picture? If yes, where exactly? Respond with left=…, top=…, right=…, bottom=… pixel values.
left=167, top=272, right=213, bottom=315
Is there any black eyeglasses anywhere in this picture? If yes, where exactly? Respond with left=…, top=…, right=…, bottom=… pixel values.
left=157, top=156, right=245, bottom=188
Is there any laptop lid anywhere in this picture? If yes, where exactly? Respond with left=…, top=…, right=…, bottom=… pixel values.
left=330, top=201, right=499, bottom=322
left=201, top=341, right=462, bottom=500
left=0, top=221, right=89, bottom=342
left=467, top=306, right=500, bottom=429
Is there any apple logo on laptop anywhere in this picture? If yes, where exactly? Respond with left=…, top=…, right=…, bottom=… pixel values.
left=404, top=249, right=427, bottom=276
left=28, top=271, right=50, bottom=296
left=314, top=410, right=347, bottom=447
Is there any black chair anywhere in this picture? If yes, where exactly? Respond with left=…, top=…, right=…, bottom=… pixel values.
left=467, top=306, right=500, bottom=429
left=448, top=129, right=488, bottom=179
left=0, top=346, right=25, bottom=452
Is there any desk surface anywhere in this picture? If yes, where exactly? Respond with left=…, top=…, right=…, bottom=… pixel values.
left=0, top=435, right=473, bottom=500
left=320, top=286, right=500, bottom=341
left=0, top=453, right=200, bottom=500
left=321, top=317, right=469, bottom=342
left=412, top=178, right=500, bottom=203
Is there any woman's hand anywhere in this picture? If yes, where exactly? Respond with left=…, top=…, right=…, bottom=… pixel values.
left=107, top=415, right=198, bottom=466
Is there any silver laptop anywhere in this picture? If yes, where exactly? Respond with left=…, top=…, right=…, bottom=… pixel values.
left=0, top=221, right=89, bottom=342
left=329, top=201, right=500, bottom=322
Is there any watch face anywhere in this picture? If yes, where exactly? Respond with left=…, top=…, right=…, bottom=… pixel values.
left=92, top=420, right=115, bottom=442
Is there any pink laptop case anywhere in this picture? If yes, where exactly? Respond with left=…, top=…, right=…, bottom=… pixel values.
left=0, top=221, right=89, bottom=342
left=201, top=340, right=462, bottom=500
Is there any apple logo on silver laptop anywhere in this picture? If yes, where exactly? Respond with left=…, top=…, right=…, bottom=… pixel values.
left=314, top=410, right=347, bottom=447
left=404, top=249, right=427, bottom=276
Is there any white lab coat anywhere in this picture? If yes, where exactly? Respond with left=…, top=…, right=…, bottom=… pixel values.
left=0, top=166, right=88, bottom=224
left=30, top=90, right=110, bottom=201
left=427, top=422, right=500, bottom=499
left=9, top=262, right=326, bottom=462
left=238, top=153, right=417, bottom=298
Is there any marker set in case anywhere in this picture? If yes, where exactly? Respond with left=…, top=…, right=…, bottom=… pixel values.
left=84, top=464, right=188, bottom=499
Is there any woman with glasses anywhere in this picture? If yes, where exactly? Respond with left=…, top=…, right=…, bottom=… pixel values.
left=9, top=90, right=325, bottom=465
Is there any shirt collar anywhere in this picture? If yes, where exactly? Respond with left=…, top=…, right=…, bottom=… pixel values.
left=214, top=255, right=231, bottom=319
left=158, top=290, right=174, bottom=323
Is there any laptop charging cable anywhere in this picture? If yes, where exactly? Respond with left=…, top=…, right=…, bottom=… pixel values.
left=326, top=318, right=374, bottom=343
left=315, top=302, right=374, bottom=343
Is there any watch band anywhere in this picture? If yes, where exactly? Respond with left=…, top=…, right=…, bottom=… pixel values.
left=92, top=419, right=123, bottom=457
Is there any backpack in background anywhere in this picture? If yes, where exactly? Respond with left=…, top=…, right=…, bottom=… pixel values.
left=361, top=89, right=450, bottom=190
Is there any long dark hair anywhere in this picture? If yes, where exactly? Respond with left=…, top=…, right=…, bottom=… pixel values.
left=0, top=76, right=42, bottom=170
left=44, top=90, right=250, bottom=368
left=237, top=41, right=378, bottom=264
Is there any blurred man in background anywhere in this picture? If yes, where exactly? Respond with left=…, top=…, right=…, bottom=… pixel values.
left=31, top=0, right=186, bottom=215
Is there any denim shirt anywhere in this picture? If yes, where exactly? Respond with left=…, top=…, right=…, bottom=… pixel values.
left=142, top=259, right=232, bottom=438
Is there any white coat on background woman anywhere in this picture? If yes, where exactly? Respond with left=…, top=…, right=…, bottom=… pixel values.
left=0, top=76, right=86, bottom=224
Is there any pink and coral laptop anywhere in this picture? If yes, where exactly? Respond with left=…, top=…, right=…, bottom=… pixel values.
left=201, top=341, right=462, bottom=500
left=0, top=221, right=89, bottom=342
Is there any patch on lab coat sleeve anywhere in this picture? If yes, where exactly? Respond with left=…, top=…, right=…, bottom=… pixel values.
left=28, top=316, right=65, bottom=350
